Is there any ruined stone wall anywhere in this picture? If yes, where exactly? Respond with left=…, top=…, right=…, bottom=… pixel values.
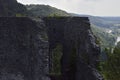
left=0, top=17, right=103, bottom=80
left=44, top=17, right=103, bottom=80
left=0, top=17, right=49, bottom=80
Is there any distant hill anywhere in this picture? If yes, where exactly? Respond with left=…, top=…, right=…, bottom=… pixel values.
left=70, top=13, right=120, bottom=48
left=70, top=13, right=120, bottom=29
left=26, top=5, right=70, bottom=17
left=91, top=24, right=116, bottom=49
left=0, top=0, right=27, bottom=17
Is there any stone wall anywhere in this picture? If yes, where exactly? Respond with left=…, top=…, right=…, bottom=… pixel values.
left=44, top=17, right=103, bottom=80
left=0, top=17, right=103, bottom=80
left=0, top=17, right=49, bottom=80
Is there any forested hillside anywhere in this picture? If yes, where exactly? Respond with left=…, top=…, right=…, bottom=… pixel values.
left=26, top=5, right=70, bottom=17
left=91, top=24, right=116, bottom=49
left=71, top=14, right=120, bottom=49
left=101, top=42, right=120, bottom=80
left=90, top=16, right=120, bottom=49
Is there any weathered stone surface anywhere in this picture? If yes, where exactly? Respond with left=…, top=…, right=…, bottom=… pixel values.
left=44, top=17, right=103, bottom=80
left=0, top=0, right=27, bottom=17
left=0, top=17, right=103, bottom=80
left=0, top=17, right=49, bottom=80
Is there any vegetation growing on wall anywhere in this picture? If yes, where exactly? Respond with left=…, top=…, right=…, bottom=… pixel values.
left=51, top=44, right=63, bottom=75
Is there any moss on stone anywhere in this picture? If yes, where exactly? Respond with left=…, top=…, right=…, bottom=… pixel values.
left=51, top=44, right=63, bottom=74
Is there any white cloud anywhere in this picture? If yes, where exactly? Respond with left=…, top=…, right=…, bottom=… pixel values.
left=17, top=0, right=120, bottom=16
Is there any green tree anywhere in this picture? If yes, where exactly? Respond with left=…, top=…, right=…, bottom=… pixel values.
left=101, top=42, right=120, bottom=80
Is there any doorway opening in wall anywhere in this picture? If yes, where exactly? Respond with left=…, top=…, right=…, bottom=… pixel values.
left=49, top=43, right=63, bottom=80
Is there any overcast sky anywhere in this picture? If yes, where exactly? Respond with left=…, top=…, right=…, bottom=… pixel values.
left=17, top=0, right=120, bottom=16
